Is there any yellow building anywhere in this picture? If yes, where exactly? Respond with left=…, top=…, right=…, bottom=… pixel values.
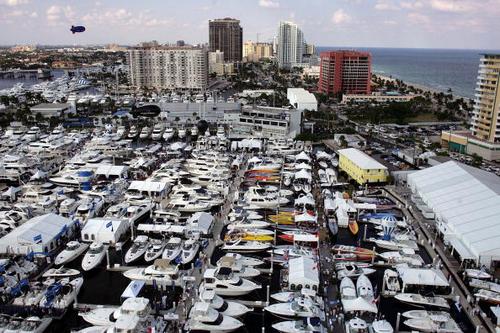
left=338, top=148, right=388, bottom=185
left=243, top=41, right=273, bottom=62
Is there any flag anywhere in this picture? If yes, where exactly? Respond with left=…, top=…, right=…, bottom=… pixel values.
left=33, top=234, right=42, bottom=244
left=106, top=221, right=113, bottom=228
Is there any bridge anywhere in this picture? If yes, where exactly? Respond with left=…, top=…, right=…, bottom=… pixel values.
left=0, top=69, right=52, bottom=79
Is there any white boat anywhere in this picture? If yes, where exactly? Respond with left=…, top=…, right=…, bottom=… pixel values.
left=39, top=277, right=84, bottom=309
left=474, top=289, right=500, bottom=305
left=369, top=238, right=418, bottom=251
left=80, top=297, right=150, bottom=327
left=55, top=241, right=89, bottom=265
left=271, top=290, right=324, bottom=307
left=199, top=288, right=251, bottom=317
left=128, top=126, right=139, bottom=139
left=185, top=302, right=243, bottom=333
left=178, top=128, right=186, bottom=139
left=144, top=239, right=166, bottom=263
left=370, top=319, right=394, bottom=333
left=139, top=126, right=152, bottom=139
left=221, top=239, right=271, bottom=253
left=272, top=318, right=324, bottom=333
left=395, top=293, right=450, bottom=309
left=345, top=318, right=368, bottom=333
left=265, top=296, right=323, bottom=318
left=123, top=259, right=179, bottom=286
left=227, top=219, right=270, bottom=230
left=151, top=124, right=165, bottom=140
left=80, top=307, right=117, bottom=326
left=42, top=267, right=80, bottom=278
left=124, top=235, right=149, bottom=264
left=180, top=237, right=200, bottom=264
left=337, top=264, right=376, bottom=279
left=162, top=237, right=183, bottom=261
left=378, top=248, right=424, bottom=266
left=201, top=268, right=261, bottom=296
left=381, top=269, right=400, bottom=297
left=163, top=128, right=174, bottom=141
left=404, top=318, right=462, bottom=333
left=465, top=269, right=491, bottom=280
left=216, top=256, right=260, bottom=278
left=402, top=310, right=451, bottom=322
left=357, top=274, right=375, bottom=303
left=81, top=242, right=108, bottom=271
left=18, top=316, right=52, bottom=333
left=217, top=253, right=264, bottom=267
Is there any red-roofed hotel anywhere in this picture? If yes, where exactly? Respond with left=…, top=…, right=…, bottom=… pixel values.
left=318, top=50, right=372, bottom=95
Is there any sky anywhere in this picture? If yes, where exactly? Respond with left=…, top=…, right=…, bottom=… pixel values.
left=1, top=0, right=499, bottom=49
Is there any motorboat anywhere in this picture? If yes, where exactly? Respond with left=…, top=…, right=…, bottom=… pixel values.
left=162, top=237, right=183, bottom=261
left=42, top=267, right=81, bottom=278
left=180, top=237, right=200, bottom=264
left=370, top=319, right=394, bottom=333
left=201, top=268, right=261, bottom=296
left=474, top=289, right=500, bottom=305
left=55, top=241, right=89, bottom=265
left=215, top=257, right=260, bottom=278
left=337, top=263, right=376, bottom=279
left=357, top=274, right=375, bottom=303
left=178, top=128, right=186, bottom=139
left=123, top=259, right=179, bottom=286
left=81, top=242, right=108, bottom=271
left=191, top=126, right=198, bottom=136
left=465, top=269, right=491, bottom=280
left=395, top=293, right=450, bottom=309
left=221, top=239, right=271, bottom=253
left=168, top=198, right=211, bottom=212
left=264, top=296, right=323, bottom=318
left=381, top=269, right=400, bottom=297
left=226, top=219, right=270, bottom=230
left=271, top=290, right=324, bottom=307
left=151, top=124, right=165, bottom=140
left=139, top=126, right=152, bottom=139
left=59, top=197, right=80, bottom=217
left=80, top=297, right=150, bottom=327
left=368, top=238, right=418, bottom=251
left=185, top=302, right=243, bottom=333
left=124, top=235, right=149, bottom=264
left=163, top=128, right=174, bottom=141
left=17, top=316, right=52, bottom=333
left=404, top=318, right=462, bottom=333
left=39, top=277, right=84, bottom=309
left=402, top=310, right=451, bottom=322
left=217, top=253, right=264, bottom=267
left=345, top=318, right=368, bottom=333
left=144, top=239, right=166, bottom=263
left=128, top=126, right=139, bottom=139
left=272, top=317, right=323, bottom=333
left=199, top=288, right=251, bottom=317
left=378, top=248, right=424, bottom=266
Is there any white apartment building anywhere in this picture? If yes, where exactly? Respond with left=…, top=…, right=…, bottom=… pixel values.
left=287, top=88, right=318, bottom=111
left=276, top=21, right=304, bottom=69
left=128, top=46, right=208, bottom=90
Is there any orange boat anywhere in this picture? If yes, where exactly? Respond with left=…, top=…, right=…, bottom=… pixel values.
left=348, top=220, right=359, bottom=235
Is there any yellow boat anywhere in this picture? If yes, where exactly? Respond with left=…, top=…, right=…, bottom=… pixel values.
left=224, top=233, right=274, bottom=242
left=269, top=216, right=294, bottom=224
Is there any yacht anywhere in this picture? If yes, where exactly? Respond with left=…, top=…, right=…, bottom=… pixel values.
left=186, top=302, right=243, bottom=333
left=59, top=198, right=80, bottom=218
left=144, top=239, right=166, bottom=263
left=139, top=126, right=152, bottom=139
left=216, top=256, right=260, bottom=278
left=24, top=126, right=42, bottom=142
left=81, top=242, right=108, bottom=271
left=163, top=128, right=174, bottom=141
left=217, top=253, right=264, bottom=267
left=151, top=124, right=165, bottom=140
left=265, top=296, right=323, bottom=318
left=123, top=259, right=179, bottom=286
left=17, top=316, right=52, bottom=333
left=42, top=267, right=81, bottom=278
left=200, top=268, right=261, bottom=296
left=178, top=128, right=186, bottom=139
left=191, top=126, right=198, bottom=136
left=402, top=310, right=451, bottom=322
left=394, top=293, right=450, bottom=309
left=381, top=269, right=401, bottom=297
left=180, top=237, right=200, bottom=264
left=345, top=318, right=368, bottom=333
left=124, top=235, right=149, bottom=264
left=199, top=288, right=251, bottom=317
left=55, top=241, right=89, bottom=265
left=168, top=198, right=211, bottom=212
left=404, top=318, right=461, bottom=333
left=116, top=126, right=127, bottom=139
left=162, top=237, right=183, bottom=261
left=222, top=239, right=271, bottom=253
left=272, top=318, right=324, bottom=333
left=226, top=219, right=270, bottom=230
left=39, top=277, right=84, bottom=309
left=80, top=297, right=151, bottom=327
left=128, top=126, right=139, bottom=139
left=74, top=197, right=105, bottom=224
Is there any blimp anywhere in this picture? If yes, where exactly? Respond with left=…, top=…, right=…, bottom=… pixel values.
left=70, top=25, right=86, bottom=34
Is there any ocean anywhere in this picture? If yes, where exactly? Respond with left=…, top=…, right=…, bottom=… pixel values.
left=316, top=47, right=500, bottom=99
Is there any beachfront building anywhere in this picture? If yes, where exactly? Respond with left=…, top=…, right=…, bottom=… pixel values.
left=287, top=88, right=318, bottom=111
left=243, top=41, right=273, bottom=62
left=318, top=50, right=371, bottom=95
left=338, top=148, right=388, bottom=185
left=127, top=45, right=208, bottom=91
left=276, top=21, right=304, bottom=69
left=209, top=18, right=243, bottom=62
left=441, top=54, right=500, bottom=161
left=341, top=92, right=419, bottom=104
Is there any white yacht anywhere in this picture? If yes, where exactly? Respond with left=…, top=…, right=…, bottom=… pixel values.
left=55, top=241, right=89, bottom=265
left=168, top=198, right=211, bottom=212
left=151, top=124, right=165, bottom=140
left=272, top=318, right=324, bottom=333
left=216, top=256, right=260, bottom=278
left=222, top=239, right=271, bottom=253
left=178, top=128, right=186, bottom=139
left=191, top=126, right=198, bottom=136
left=124, top=235, right=149, bottom=264
left=39, top=277, right=84, bottom=309
left=264, top=296, right=323, bottom=318
left=144, top=239, right=166, bottom=263
left=394, top=293, right=450, bottom=309
left=186, top=302, right=243, bottom=333
left=139, top=126, right=152, bottom=139
left=123, top=259, right=179, bottom=286
left=217, top=253, right=264, bottom=267
left=162, top=237, right=183, bottom=261
left=199, top=288, right=251, bottom=317
left=116, top=126, right=127, bottom=139
left=74, top=197, right=105, bottom=224
left=81, top=242, right=108, bottom=271
left=200, top=268, right=261, bottom=296
left=163, top=128, right=174, bottom=141
left=180, top=237, right=200, bottom=264
left=128, top=125, right=139, bottom=139
left=80, top=297, right=150, bottom=327
left=42, top=267, right=81, bottom=278
left=24, top=126, right=41, bottom=142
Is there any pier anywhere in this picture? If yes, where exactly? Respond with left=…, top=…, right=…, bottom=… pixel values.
left=0, top=69, right=52, bottom=79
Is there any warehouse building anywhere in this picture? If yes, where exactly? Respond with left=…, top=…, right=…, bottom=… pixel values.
left=338, top=148, right=388, bottom=185
left=287, top=88, right=318, bottom=112
left=407, top=161, right=500, bottom=268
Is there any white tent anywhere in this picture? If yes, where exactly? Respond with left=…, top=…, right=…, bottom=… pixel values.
left=396, top=265, right=449, bottom=289
left=121, top=280, right=145, bottom=299
left=186, top=212, right=214, bottom=235
left=295, top=162, right=312, bottom=170
left=81, top=218, right=128, bottom=245
left=128, top=181, right=169, bottom=200
left=294, top=195, right=315, bottom=207
left=295, top=151, right=311, bottom=162
left=295, top=169, right=312, bottom=181
left=288, top=257, right=319, bottom=290
left=407, top=161, right=500, bottom=267
left=95, top=165, right=128, bottom=179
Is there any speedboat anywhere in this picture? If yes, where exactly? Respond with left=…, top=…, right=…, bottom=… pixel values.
left=346, top=318, right=368, bottom=333
left=18, top=316, right=52, bottom=333
left=402, top=310, right=451, bottom=322
left=162, top=237, right=183, bottom=261
left=81, top=242, right=108, bottom=271
left=221, top=239, right=271, bottom=253
left=186, top=302, right=243, bottom=333
left=180, top=237, right=200, bottom=264
left=163, top=128, right=174, bottom=141
left=151, top=124, right=165, bottom=140
left=395, top=293, right=450, bottom=309
left=144, top=239, right=166, bottom=263
left=381, top=269, right=400, bottom=297
left=39, top=277, right=84, bottom=309
left=80, top=297, right=150, bottom=327
left=201, top=268, right=261, bottom=296
left=404, top=318, right=462, bottom=333
left=123, top=259, right=179, bottom=286
left=128, top=126, right=139, bottom=139
left=216, top=256, right=260, bottom=278
left=42, top=267, right=81, bottom=278
left=139, top=126, right=152, bottom=139
left=55, top=241, right=89, bottom=265
left=465, top=269, right=491, bottom=280
left=217, top=253, right=264, bottom=267
left=264, top=296, right=323, bottom=318
left=199, top=288, right=251, bottom=317
left=272, top=318, right=324, bottom=333
left=370, top=319, right=394, bottom=333
left=124, top=235, right=149, bottom=264
left=337, top=263, right=376, bottom=279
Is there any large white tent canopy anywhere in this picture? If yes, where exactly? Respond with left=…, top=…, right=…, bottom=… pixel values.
left=407, top=161, right=500, bottom=266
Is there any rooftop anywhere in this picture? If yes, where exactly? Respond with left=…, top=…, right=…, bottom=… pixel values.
left=31, top=103, right=71, bottom=110
left=339, top=148, right=387, bottom=170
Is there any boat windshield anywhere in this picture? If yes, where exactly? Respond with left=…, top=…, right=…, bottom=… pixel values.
left=67, top=243, right=80, bottom=251
left=89, top=246, right=103, bottom=254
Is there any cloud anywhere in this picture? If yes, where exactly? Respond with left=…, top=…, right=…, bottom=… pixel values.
left=374, top=0, right=399, bottom=10
left=400, top=1, right=424, bottom=9
left=408, top=12, right=431, bottom=24
left=430, top=0, right=472, bottom=13
left=2, top=0, right=29, bottom=6
left=259, top=0, right=279, bottom=8
left=383, top=20, right=398, bottom=25
left=46, top=5, right=75, bottom=25
left=331, top=9, right=351, bottom=25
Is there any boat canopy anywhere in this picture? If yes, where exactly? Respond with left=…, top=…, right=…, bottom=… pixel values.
left=342, top=297, right=378, bottom=313
left=95, top=165, right=128, bottom=179
left=137, top=223, right=185, bottom=235
left=295, top=162, right=312, bottom=170
left=295, top=169, right=312, bottom=180
left=121, top=280, right=145, bottom=299
left=295, top=151, right=311, bottom=162
left=288, top=257, right=319, bottom=289
left=396, top=264, right=449, bottom=287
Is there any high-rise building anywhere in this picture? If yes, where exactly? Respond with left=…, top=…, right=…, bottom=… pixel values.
left=209, top=18, right=243, bottom=62
left=128, top=45, right=208, bottom=90
left=470, top=54, right=500, bottom=143
left=243, top=41, right=273, bottom=62
left=276, top=21, right=304, bottom=69
left=317, top=50, right=372, bottom=95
